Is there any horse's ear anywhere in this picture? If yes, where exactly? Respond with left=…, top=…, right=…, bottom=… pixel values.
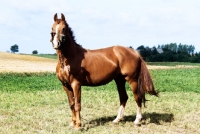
left=54, top=13, right=57, bottom=21
left=61, top=13, right=65, bottom=21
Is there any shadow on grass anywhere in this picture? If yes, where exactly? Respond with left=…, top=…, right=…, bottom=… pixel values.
left=142, top=112, right=174, bottom=125
left=83, top=112, right=174, bottom=129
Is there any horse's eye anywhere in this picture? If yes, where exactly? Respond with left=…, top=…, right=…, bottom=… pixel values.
left=62, top=28, right=66, bottom=33
left=51, top=32, right=56, bottom=37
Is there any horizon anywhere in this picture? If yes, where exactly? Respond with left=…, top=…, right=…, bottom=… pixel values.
left=4, top=43, right=200, bottom=54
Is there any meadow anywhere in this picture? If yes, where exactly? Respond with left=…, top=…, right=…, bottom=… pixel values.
left=0, top=68, right=200, bottom=134
left=0, top=52, right=200, bottom=133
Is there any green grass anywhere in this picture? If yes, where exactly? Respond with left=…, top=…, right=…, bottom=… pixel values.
left=31, top=54, right=57, bottom=59
left=151, top=68, right=200, bottom=93
left=1, top=68, right=200, bottom=93
left=147, top=62, right=200, bottom=66
left=0, top=89, right=199, bottom=133
left=0, top=72, right=60, bottom=92
left=0, top=68, right=200, bottom=133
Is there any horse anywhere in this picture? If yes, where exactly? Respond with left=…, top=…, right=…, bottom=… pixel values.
left=50, top=13, right=158, bottom=129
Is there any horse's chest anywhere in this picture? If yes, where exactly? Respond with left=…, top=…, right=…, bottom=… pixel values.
left=57, top=65, right=71, bottom=83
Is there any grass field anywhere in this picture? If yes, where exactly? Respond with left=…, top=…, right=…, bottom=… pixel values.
left=147, top=62, right=200, bottom=66
left=1, top=68, right=200, bottom=134
left=32, top=54, right=57, bottom=60
left=0, top=52, right=200, bottom=133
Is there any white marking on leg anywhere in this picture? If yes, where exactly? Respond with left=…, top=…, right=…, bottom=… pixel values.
left=113, top=105, right=125, bottom=123
left=53, top=24, right=60, bottom=48
left=134, top=106, right=142, bottom=125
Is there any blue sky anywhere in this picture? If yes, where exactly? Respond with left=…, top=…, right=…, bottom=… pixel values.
left=0, top=0, right=200, bottom=54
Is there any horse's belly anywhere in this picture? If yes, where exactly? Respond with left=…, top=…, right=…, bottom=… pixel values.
left=82, top=70, right=118, bottom=86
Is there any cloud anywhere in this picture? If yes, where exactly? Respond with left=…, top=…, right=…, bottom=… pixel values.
left=0, top=0, right=200, bottom=53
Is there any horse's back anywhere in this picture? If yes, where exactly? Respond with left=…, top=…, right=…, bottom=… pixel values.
left=112, top=46, right=140, bottom=60
left=88, top=45, right=140, bottom=60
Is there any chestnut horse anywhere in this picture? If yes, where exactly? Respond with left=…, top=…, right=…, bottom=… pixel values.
left=50, top=13, right=158, bottom=129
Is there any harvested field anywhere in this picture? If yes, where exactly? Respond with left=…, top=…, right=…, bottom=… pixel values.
left=0, top=52, right=57, bottom=72
left=0, top=52, right=198, bottom=72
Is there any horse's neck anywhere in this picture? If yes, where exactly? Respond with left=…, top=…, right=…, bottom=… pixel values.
left=56, top=44, right=83, bottom=66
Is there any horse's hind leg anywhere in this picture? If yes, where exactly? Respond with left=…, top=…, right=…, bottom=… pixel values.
left=113, top=75, right=128, bottom=124
left=129, top=80, right=142, bottom=126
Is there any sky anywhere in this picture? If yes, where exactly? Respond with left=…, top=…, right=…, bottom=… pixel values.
left=0, top=0, right=200, bottom=54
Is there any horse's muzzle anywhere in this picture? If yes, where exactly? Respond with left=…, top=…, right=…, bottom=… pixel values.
left=50, top=32, right=66, bottom=49
left=52, top=42, right=61, bottom=49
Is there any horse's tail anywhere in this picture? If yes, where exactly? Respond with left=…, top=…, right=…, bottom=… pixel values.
left=138, top=57, right=158, bottom=107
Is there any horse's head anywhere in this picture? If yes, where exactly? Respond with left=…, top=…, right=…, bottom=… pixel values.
left=50, top=13, right=68, bottom=49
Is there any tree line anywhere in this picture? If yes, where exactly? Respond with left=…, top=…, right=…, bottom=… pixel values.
left=135, top=43, right=200, bottom=63
left=9, top=43, right=200, bottom=63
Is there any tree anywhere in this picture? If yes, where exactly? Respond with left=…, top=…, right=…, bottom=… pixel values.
left=10, top=44, right=19, bottom=53
left=129, top=46, right=133, bottom=49
left=132, top=43, right=198, bottom=62
left=136, top=45, right=152, bottom=61
left=32, top=50, right=38, bottom=54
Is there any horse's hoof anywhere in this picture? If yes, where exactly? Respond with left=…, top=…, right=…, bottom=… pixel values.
left=69, top=121, right=75, bottom=128
left=112, top=121, right=119, bottom=125
left=134, top=123, right=141, bottom=127
left=112, top=118, right=124, bottom=125
left=73, top=123, right=82, bottom=131
left=73, top=126, right=83, bottom=131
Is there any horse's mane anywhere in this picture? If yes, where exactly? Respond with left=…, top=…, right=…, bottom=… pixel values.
left=64, top=21, right=81, bottom=47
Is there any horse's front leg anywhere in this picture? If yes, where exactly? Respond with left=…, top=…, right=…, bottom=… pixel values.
left=71, top=82, right=82, bottom=129
left=62, top=84, right=76, bottom=127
